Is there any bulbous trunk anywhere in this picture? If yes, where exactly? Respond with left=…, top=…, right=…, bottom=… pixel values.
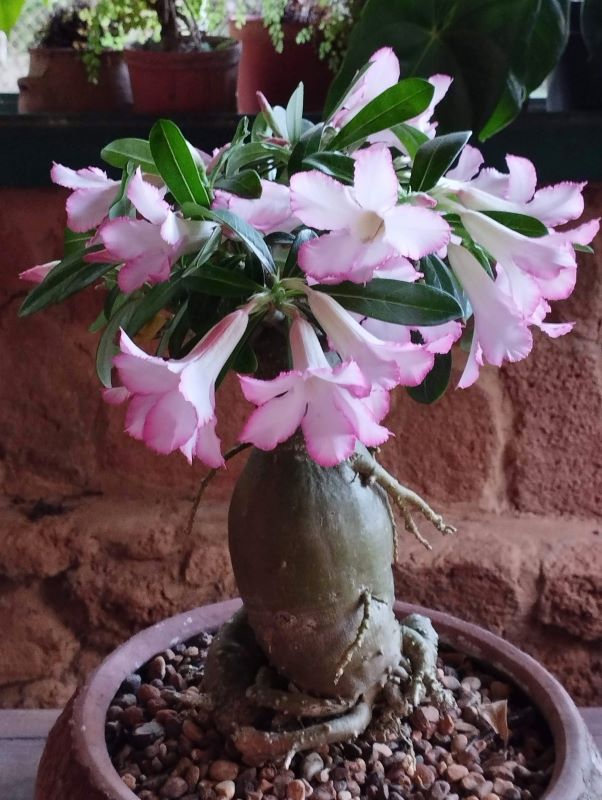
left=228, top=436, right=401, bottom=700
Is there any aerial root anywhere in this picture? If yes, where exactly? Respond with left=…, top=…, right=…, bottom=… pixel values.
left=333, top=589, right=373, bottom=685
left=232, top=698, right=373, bottom=766
left=349, top=451, right=456, bottom=551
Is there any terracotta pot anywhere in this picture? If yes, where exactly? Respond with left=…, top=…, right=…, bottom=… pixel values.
left=124, top=38, right=241, bottom=114
left=18, top=48, right=132, bottom=113
left=34, top=599, right=602, bottom=800
left=229, top=17, right=334, bottom=114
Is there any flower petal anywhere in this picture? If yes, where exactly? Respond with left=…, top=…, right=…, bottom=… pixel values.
left=142, top=391, right=198, bottom=454
left=506, top=155, right=537, bottom=203
left=127, top=168, right=169, bottom=225
left=301, top=384, right=357, bottom=466
left=298, top=230, right=391, bottom=283
left=51, top=163, right=115, bottom=190
left=527, top=182, right=586, bottom=226
left=19, top=260, right=58, bottom=283
left=353, top=145, right=398, bottom=214
left=240, top=382, right=307, bottom=451
left=384, top=205, right=450, bottom=260
left=446, top=144, right=483, bottom=181
left=290, top=171, right=360, bottom=231
left=66, top=186, right=119, bottom=232
left=214, top=181, right=298, bottom=234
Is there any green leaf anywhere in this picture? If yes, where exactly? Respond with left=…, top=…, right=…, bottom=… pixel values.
left=18, top=248, right=113, bottom=317
left=149, top=120, right=211, bottom=207
left=317, top=279, right=462, bottom=326
left=411, top=131, right=472, bottom=192
left=224, top=142, right=289, bottom=176
left=420, top=254, right=470, bottom=319
left=183, top=266, right=262, bottom=297
left=289, top=123, right=324, bottom=174
left=482, top=210, right=548, bottom=237
left=283, top=228, right=318, bottom=278
left=64, top=228, right=94, bottom=256
left=158, top=300, right=189, bottom=357
left=301, top=152, right=355, bottom=183
left=407, top=352, right=452, bottom=404
left=181, top=226, right=223, bottom=277
left=182, top=203, right=276, bottom=275
left=286, top=83, right=305, bottom=144
left=390, top=123, right=429, bottom=159
left=96, top=300, right=137, bottom=388
left=214, top=170, right=262, bottom=199
left=328, top=0, right=569, bottom=138
left=101, top=138, right=157, bottom=173
left=0, top=0, right=26, bottom=33
left=232, top=343, right=258, bottom=374
left=574, top=243, right=594, bottom=254
left=330, top=78, right=434, bottom=151
left=126, top=280, right=182, bottom=336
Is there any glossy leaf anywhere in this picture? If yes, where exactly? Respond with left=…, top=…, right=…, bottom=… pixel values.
left=96, top=300, right=137, bottom=387
left=410, top=131, right=472, bottom=192
left=574, top=242, right=594, bottom=254
left=420, top=254, right=471, bottom=319
left=149, top=120, right=211, bottom=207
left=301, top=152, right=355, bottom=183
left=330, top=78, right=434, bottom=150
left=224, top=142, right=289, bottom=175
left=181, top=203, right=276, bottom=275
left=286, top=83, right=305, bottom=144
left=101, top=138, right=157, bottom=173
left=282, top=228, right=318, bottom=278
left=184, top=265, right=262, bottom=297
left=126, top=279, right=183, bottom=335
left=390, top=123, right=429, bottom=159
left=317, top=279, right=462, bottom=326
left=483, top=210, right=548, bottom=237
left=407, top=352, right=452, bottom=404
left=19, top=248, right=113, bottom=317
left=214, top=170, right=262, bottom=199
left=64, top=228, right=93, bottom=256
left=289, top=122, right=324, bottom=174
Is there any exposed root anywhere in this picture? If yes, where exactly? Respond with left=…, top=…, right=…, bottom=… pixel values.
left=334, top=589, right=373, bottom=685
left=400, top=613, right=455, bottom=711
left=232, top=696, right=374, bottom=766
left=349, top=451, right=456, bottom=550
left=247, top=681, right=355, bottom=718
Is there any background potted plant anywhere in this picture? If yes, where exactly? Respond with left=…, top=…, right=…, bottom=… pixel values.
left=15, top=1, right=133, bottom=113
left=19, top=49, right=601, bottom=797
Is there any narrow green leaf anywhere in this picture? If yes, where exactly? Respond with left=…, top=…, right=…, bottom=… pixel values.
left=286, top=83, right=305, bottom=145
left=224, top=142, right=289, bottom=176
left=158, top=300, right=189, bottom=357
left=126, top=280, right=182, bottom=336
left=421, top=254, right=471, bottom=319
left=19, top=247, right=113, bottom=317
left=184, top=266, right=262, bottom=297
left=64, top=228, right=93, bottom=256
left=289, top=122, right=324, bottom=174
left=101, top=138, right=157, bottom=173
left=410, top=132, right=472, bottom=192
left=182, top=203, right=276, bottom=275
left=181, top=226, right=223, bottom=277
left=407, top=352, right=452, bottom=404
left=317, top=279, right=462, bottom=326
left=96, top=300, right=137, bottom=388
left=330, top=79, right=434, bottom=151
left=214, top=170, right=262, bottom=199
left=149, top=120, right=211, bottom=207
left=302, top=152, right=355, bottom=183
left=283, top=228, right=318, bottom=278
left=390, top=123, right=429, bottom=159
left=482, top=210, right=548, bottom=237
left=574, top=242, right=594, bottom=254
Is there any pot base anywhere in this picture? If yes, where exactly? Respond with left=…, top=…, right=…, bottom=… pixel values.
left=35, top=599, right=602, bottom=800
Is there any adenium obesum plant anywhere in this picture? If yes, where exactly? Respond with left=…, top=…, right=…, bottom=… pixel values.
left=20, top=47, right=597, bottom=764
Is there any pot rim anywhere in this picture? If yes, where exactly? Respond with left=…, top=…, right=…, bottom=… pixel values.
left=54, top=598, right=599, bottom=800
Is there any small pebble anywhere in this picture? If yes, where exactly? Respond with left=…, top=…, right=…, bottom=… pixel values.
left=161, top=776, right=188, bottom=799
left=446, top=764, right=469, bottom=782
left=287, top=779, right=307, bottom=800
left=148, top=655, right=167, bottom=681
left=302, top=754, right=324, bottom=782
left=429, top=780, right=450, bottom=800
left=214, top=780, right=236, bottom=799
left=121, top=773, right=137, bottom=790
left=209, top=760, right=240, bottom=782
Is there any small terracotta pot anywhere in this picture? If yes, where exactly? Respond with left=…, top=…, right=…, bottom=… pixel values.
left=18, top=48, right=132, bottom=113
left=34, top=599, right=602, bottom=800
left=229, top=17, right=333, bottom=114
left=124, top=38, right=241, bottom=114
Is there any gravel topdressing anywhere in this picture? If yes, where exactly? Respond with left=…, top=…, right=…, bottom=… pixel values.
left=106, top=629, right=553, bottom=800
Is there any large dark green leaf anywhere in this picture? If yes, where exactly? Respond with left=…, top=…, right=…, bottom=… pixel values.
left=317, top=279, right=462, bottom=326
left=327, top=0, right=569, bottom=138
left=101, top=138, right=158, bottom=173
left=420, top=254, right=470, bottom=319
left=149, top=120, right=210, bottom=207
left=330, top=78, right=434, bottom=150
left=390, top=123, right=429, bottom=159
left=410, top=131, right=472, bottom=192
left=19, top=248, right=113, bottom=317
left=407, top=352, right=452, bottom=404
left=289, top=123, right=324, bottom=174
left=181, top=203, right=276, bottom=276
left=184, top=266, right=262, bottom=297
left=214, top=170, right=262, bottom=199
left=482, top=210, right=548, bottom=237
left=301, top=152, right=355, bottom=183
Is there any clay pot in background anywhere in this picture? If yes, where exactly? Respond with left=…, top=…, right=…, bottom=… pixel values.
left=124, top=38, right=241, bottom=114
left=34, top=598, right=602, bottom=800
left=18, top=49, right=132, bottom=113
left=229, top=17, right=334, bottom=113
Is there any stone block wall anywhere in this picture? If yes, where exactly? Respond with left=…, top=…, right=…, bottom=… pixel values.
left=0, top=185, right=600, bottom=708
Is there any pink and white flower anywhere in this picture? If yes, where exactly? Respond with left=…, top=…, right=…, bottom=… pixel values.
left=19, top=260, right=58, bottom=284
left=331, top=49, right=452, bottom=153
left=92, top=168, right=216, bottom=293
left=51, top=163, right=121, bottom=233
left=447, top=244, right=532, bottom=388
left=106, top=308, right=250, bottom=466
left=290, top=144, right=450, bottom=283
left=306, top=288, right=435, bottom=389
left=239, top=316, right=391, bottom=466
left=213, top=180, right=299, bottom=234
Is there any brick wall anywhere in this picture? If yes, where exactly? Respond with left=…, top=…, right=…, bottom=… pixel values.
left=0, top=185, right=600, bottom=707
